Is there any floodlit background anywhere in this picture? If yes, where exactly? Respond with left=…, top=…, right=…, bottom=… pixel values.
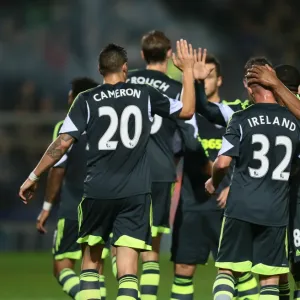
left=0, top=0, right=298, bottom=299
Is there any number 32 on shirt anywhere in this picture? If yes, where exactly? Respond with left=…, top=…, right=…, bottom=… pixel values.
left=249, top=134, right=293, bottom=181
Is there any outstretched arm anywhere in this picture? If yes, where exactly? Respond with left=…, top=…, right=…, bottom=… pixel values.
left=172, top=40, right=195, bottom=119
left=212, top=156, right=232, bottom=189
left=19, top=134, right=74, bottom=203
left=194, top=81, right=228, bottom=126
left=20, top=92, right=88, bottom=204
left=34, top=134, right=74, bottom=177
left=192, top=48, right=231, bottom=126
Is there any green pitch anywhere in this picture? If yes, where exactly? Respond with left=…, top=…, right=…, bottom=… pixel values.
left=1, top=252, right=217, bottom=300
left=1, top=252, right=295, bottom=299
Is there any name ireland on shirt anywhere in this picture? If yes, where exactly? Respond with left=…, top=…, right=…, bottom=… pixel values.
left=247, top=115, right=296, bottom=131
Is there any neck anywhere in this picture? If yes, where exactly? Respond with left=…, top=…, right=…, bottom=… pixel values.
left=103, top=73, right=125, bottom=85
left=146, top=61, right=168, bottom=74
left=208, top=91, right=221, bottom=103
left=254, top=94, right=277, bottom=104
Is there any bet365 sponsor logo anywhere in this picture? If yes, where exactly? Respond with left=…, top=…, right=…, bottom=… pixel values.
left=201, top=138, right=222, bottom=150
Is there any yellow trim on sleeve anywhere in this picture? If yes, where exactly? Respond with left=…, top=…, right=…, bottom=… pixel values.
left=52, top=120, right=64, bottom=141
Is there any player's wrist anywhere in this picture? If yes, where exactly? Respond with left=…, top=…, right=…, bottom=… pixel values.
left=182, top=66, right=194, bottom=73
left=29, top=171, right=39, bottom=182
left=271, top=78, right=283, bottom=92
left=42, top=201, right=52, bottom=211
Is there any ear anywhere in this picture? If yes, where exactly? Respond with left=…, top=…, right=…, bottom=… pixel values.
left=140, top=50, right=145, bottom=60
left=122, top=62, right=128, bottom=73
left=166, top=49, right=172, bottom=59
left=217, top=76, right=223, bottom=88
left=298, top=85, right=300, bottom=95
left=246, top=85, right=253, bottom=96
left=243, top=78, right=248, bottom=89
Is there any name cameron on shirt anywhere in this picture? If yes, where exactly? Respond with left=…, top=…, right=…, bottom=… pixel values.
left=247, top=115, right=296, bottom=131
left=93, top=88, right=141, bottom=101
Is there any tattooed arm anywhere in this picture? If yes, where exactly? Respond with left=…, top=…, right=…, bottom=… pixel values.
left=19, top=134, right=74, bottom=203
left=33, top=134, right=74, bottom=177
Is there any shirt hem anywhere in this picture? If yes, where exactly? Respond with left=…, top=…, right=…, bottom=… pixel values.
left=224, top=213, right=288, bottom=227
left=84, top=190, right=151, bottom=200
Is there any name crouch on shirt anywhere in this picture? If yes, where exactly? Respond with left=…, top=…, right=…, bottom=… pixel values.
left=247, top=115, right=296, bottom=131
left=128, top=77, right=170, bottom=92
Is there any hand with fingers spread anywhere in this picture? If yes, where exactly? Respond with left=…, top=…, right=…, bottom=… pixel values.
left=36, top=209, right=50, bottom=234
left=246, top=64, right=279, bottom=89
left=172, top=39, right=194, bottom=72
left=19, top=177, right=38, bottom=204
left=193, top=48, right=215, bottom=80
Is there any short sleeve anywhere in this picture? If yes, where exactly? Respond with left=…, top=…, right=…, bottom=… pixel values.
left=147, top=86, right=182, bottom=118
left=59, top=93, right=88, bottom=140
left=52, top=120, right=68, bottom=168
left=218, top=113, right=241, bottom=157
left=52, top=121, right=64, bottom=141
left=53, top=153, right=68, bottom=168
left=176, top=115, right=207, bottom=153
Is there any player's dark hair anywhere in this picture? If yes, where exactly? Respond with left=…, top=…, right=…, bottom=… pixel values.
left=141, top=30, right=171, bottom=64
left=275, top=64, right=300, bottom=93
left=71, top=77, right=99, bottom=99
left=98, top=44, right=128, bottom=76
left=206, top=54, right=221, bottom=77
left=244, top=56, right=273, bottom=77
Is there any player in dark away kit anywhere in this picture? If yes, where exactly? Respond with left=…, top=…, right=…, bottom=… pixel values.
left=248, top=64, right=300, bottom=300
left=19, top=41, right=203, bottom=300
left=35, top=78, right=110, bottom=300
left=170, top=54, right=259, bottom=300
left=123, top=31, right=213, bottom=300
left=199, top=59, right=300, bottom=299
left=206, top=57, right=300, bottom=300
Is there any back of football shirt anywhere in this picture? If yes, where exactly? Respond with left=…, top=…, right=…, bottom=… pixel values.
left=220, top=103, right=300, bottom=226
left=59, top=82, right=183, bottom=200
left=127, top=69, right=182, bottom=182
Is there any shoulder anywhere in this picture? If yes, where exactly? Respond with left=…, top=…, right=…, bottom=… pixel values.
left=127, top=69, right=145, bottom=80
left=74, top=86, right=100, bottom=103
left=227, top=108, right=249, bottom=126
left=167, top=76, right=182, bottom=90
left=222, top=99, right=250, bottom=111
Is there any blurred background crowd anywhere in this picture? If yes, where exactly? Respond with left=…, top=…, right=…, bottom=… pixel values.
left=0, top=0, right=299, bottom=251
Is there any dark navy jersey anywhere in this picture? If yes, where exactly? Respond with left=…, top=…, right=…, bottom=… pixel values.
left=195, top=82, right=250, bottom=127
left=176, top=111, right=227, bottom=212
left=220, top=104, right=300, bottom=226
left=127, top=69, right=183, bottom=182
left=59, top=82, right=183, bottom=200
left=53, top=121, right=86, bottom=220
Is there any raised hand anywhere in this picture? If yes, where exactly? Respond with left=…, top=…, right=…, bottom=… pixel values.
left=172, top=39, right=194, bottom=71
left=246, top=65, right=279, bottom=89
left=193, top=48, right=215, bottom=80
